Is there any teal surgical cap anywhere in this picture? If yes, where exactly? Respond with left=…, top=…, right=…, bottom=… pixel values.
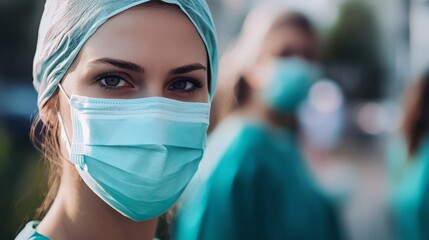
left=33, top=0, right=218, bottom=108
left=261, top=58, right=318, bottom=114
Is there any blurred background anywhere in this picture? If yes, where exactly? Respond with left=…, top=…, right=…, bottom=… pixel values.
left=1, top=0, right=428, bottom=239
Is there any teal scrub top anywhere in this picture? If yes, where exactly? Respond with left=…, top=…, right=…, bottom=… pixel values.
left=175, top=122, right=343, bottom=240
left=15, top=221, right=50, bottom=240
left=419, top=174, right=429, bottom=239
left=15, top=221, right=163, bottom=240
left=387, top=136, right=429, bottom=240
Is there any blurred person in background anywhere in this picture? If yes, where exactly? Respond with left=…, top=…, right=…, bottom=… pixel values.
left=387, top=69, right=429, bottom=240
left=15, top=0, right=218, bottom=239
left=174, top=7, right=343, bottom=240
left=209, top=6, right=320, bottom=132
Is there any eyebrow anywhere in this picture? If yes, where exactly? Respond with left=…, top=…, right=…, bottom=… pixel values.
left=169, top=63, right=207, bottom=75
left=89, top=58, right=206, bottom=75
left=90, top=58, right=144, bottom=73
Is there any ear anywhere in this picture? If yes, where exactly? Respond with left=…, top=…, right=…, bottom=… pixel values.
left=39, top=92, right=61, bottom=125
left=39, top=109, right=61, bottom=132
left=39, top=107, right=51, bottom=124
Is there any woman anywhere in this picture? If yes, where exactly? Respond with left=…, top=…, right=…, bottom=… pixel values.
left=16, top=0, right=217, bottom=239
left=208, top=6, right=319, bottom=132
left=388, top=70, right=429, bottom=240
left=175, top=8, right=343, bottom=240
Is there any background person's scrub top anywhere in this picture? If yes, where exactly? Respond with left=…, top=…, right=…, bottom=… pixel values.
left=387, top=137, right=429, bottom=240
left=175, top=122, right=343, bottom=240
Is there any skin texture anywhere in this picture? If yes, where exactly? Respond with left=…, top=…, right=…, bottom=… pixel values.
left=260, top=26, right=315, bottom=62
left=37, top=3, right=208, bottom=240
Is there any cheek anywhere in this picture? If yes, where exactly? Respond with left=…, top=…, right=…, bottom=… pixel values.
left=184, top=94, right=208, bottom=103
left=245, top=60, right=275, bottom=91
left=195, top=89, right=210, bottom=103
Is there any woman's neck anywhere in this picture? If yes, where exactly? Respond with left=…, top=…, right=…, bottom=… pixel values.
left=37, top=162, right=158, bottom=240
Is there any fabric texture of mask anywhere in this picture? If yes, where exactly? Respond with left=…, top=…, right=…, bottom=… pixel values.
left=58, top=93, right=210, bottom=221
left=33, top=0, right=218, bottom=108
left=260, top=57, right=318, bottom=114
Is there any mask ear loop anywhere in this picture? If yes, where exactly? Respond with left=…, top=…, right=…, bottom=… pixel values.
left=58, top=84, right=71, bottom=103
left=57, top=84, right=72, bottom=156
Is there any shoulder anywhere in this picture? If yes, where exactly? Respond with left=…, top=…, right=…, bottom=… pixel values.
left=215, top=123, right=290, bottom=185
left=225, top=122, right=296, bottom=166
left=15, top=221, right=50, bottom=240
left=227, top=122, right=272, bottom=151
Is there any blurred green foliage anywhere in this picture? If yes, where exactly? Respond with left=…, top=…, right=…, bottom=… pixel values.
left=0, top=0, right=46, bottom=237
left=0, top=0, right=44, bottom=81
left=0, top=124, right=12, bottom=174
left=323, top=0, right=385, bottom=100
left=0, top=120, right=47, bottom=239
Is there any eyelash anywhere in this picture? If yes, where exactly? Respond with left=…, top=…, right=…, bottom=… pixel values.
left=95, top=73, right=203, bottom=93
left=168, top=78, right=203, bottom=93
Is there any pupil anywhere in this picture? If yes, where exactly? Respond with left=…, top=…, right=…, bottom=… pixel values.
left=105, top=77, right=120, bottom=86
left=174, top=81, right=187, bottom=89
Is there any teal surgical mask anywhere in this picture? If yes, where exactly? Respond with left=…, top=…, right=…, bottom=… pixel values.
left=57, top=85, right=210, bottom=221
left=261, top=57, right=318, bottom=114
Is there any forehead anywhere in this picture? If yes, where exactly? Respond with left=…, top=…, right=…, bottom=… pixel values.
left=260, top=25, right=316, bottom=60
left=267, top=25, right=313, bottom=45
left=76, top=3, right=207, bottom=67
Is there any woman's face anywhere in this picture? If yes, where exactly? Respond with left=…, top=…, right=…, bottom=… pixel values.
left=58, top=3, right=208, bottom=142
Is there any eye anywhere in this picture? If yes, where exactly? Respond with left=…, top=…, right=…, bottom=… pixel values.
left=97, top=74, right=132, bottom=90
left=278, top=48, right=294, bottom=58
left=168, top=78, right=202, bottom=92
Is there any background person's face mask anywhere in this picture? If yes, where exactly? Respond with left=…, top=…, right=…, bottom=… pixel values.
left=260, top=57, right=319, bottom=114
left=58, top=85, right=210, bottom=221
